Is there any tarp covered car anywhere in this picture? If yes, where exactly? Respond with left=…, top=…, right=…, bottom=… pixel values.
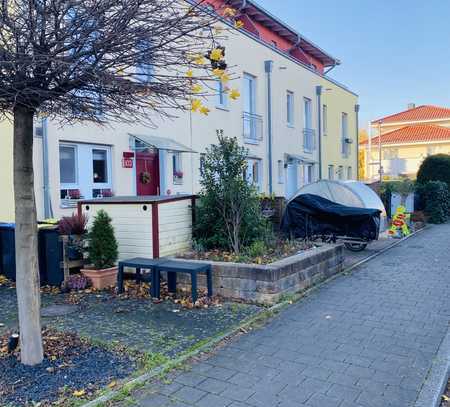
left=281, top=194, right=382, bottom=243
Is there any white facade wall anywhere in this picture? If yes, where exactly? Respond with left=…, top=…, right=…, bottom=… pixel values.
left=29, top=24, right=357, bottom=220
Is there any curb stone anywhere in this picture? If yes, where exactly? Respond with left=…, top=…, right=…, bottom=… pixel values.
left=414, top=328, right=450, bottom=407
left=81, top=225, right=430, bottom=407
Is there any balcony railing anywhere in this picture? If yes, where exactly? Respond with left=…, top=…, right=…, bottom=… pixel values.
left=243, top=112, right=263, bottom=144
left=303, top=128, right=316, bottom=152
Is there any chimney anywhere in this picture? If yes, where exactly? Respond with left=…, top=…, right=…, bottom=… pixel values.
left=407, top=103, right=416, bottom=110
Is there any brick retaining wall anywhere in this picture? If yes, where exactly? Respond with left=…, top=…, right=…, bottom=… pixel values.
left=173, top=244, right=344, bottom=305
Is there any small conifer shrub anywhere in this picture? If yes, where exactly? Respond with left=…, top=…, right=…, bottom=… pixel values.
left=87, top=210, right=118, bottom=269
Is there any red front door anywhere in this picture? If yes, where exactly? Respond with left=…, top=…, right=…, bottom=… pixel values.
left=136, top=151, right=160, bottom=195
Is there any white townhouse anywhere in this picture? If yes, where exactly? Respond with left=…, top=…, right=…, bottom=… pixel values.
left=0, top=0, right=359, bottom=221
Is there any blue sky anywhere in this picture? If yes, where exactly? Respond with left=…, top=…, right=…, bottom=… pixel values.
left=256, top=0, right=450, bottom=128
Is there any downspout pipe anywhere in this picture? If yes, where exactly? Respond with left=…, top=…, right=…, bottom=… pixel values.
left=42, top=117, right=53, bottom=219
left=265, top=60, right=274, bottom=194
left=316, top=85, right=322, bottom=180
left=355, top=104, right=360, bottom=180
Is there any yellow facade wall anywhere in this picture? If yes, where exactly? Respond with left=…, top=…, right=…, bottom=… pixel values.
left=0, top=120, right=14, bottom=222
left=319, top=78, right=358, bottom=180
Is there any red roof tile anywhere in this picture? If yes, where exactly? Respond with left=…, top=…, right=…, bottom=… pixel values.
left=360, top=125, right=450, bottom=145
left=372, top=105, right=450, bottom=124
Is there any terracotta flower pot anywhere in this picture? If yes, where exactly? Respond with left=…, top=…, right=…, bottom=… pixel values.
left=81, top=266, right=118, bottom=290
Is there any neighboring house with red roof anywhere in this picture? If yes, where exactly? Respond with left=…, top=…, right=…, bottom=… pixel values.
left=361, top=104, right=450, bottom=180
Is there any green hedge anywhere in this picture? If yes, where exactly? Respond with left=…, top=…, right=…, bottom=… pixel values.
left=417, top=154, right=450, bottom=188
left=416, top=181, right=450, bottom=224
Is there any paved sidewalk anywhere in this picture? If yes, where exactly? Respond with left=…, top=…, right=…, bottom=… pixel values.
left=119, top=224, right=450, bottom=407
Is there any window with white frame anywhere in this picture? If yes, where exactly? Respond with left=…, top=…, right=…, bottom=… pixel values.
left=243, top=73, right=256, bottom=114
left=306, top=165, right=314, bottom=184
left=60, top=145, right=77, bottom=185
left=217, top=80, right=228, bottom=108
left=59, top=143, right=112, bottom=202
left=243, top=73, right=262, bottom=143
left=277, top=160, right=284, bottom=184
left=383, top=147, right=398, bottom=159
left=341, top=112, right=349, bottom=157
left=328, top=165, right=334, bottom=180
left=93, top=149, right=108, bottom=183
left=286, top=91, right=294, bottom=126
left=322, top=104, right=328, bottom=135
left=303, top=98, right=315, bottom=152
left=244, top=158, right=262, bottom=190
left=172, top=152, right=183, bottom=184
left=338, top=165, right=344, bottom=180
left=347, top=166, right=353, bottom=180
left=136, top=39, right=154, bottom=83
left=304, top=97, right=312, bottom=129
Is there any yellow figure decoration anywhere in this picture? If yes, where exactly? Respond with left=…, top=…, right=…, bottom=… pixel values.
left=388, top=205, right=410, bottom=238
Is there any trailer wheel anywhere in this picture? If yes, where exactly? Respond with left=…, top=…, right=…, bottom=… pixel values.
left=344, top=242, right=368, bottom=252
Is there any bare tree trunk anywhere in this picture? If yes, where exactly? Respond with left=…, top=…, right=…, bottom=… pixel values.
left=13, top=105, right=44, bottom=366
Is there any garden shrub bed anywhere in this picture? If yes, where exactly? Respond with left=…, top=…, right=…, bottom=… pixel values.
left=179, top=239, right=312, bottom=265
left=175, top=243, right=345, bottom=305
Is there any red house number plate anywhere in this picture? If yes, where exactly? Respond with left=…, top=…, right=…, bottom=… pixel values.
left=122, top=158, right=133, bottom=168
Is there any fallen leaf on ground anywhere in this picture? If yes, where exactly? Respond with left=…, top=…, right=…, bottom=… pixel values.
left=73, top=389, right=85, bottom=397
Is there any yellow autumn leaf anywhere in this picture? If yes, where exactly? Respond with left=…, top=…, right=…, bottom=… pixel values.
left=212, top=68, right=224, bottom=78
left=230, top=89, right=240, bottom=100
left=223, top=7, right=236, bottom=17
left=220, top=73, right=230, bottom=84
left=107, top=381, right=117, bottom=388
left=191, top=99, right=202, bottom=112
left=209, top=48, right=223, bottom=62
left=200, top=106, right=210, bottom=116
left=186, top=69, right=193, bottom=78
left=194, top=55, right=206, bottom=65
left=192, top=84, right=202, bottom=94
left=73, top=389, right=86, bottom=397
left=234, top=20, right=244, bottom=29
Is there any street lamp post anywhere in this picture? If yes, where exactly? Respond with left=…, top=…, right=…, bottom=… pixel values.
left=378, top=120, right=383, bottom=183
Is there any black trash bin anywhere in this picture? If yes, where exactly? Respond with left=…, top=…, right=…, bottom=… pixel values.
left=38, top=226, right=64, bottom=287
left=0, top=223, right=16, bottom=280
left=0, top=223, right=64, bottom=286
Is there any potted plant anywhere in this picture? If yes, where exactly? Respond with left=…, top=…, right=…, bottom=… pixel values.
left=81, top=209, right=119, bottom=289
left=58, top=213, right=88, bottom=260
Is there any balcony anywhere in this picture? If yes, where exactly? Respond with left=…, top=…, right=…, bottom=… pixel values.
left=303, top=128, right=316, bottom=152
left=243, top=112, right=263, bottom=144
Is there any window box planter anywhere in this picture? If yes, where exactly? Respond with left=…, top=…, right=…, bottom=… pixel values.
left=81, top=266, right=118, bottom=290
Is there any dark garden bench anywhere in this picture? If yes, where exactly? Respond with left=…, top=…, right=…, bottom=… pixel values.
left=117, top=257, right=164, bottom=298
left=117, top=257, right=212, bottom=302
left=155, top=260, right=213, bottom=303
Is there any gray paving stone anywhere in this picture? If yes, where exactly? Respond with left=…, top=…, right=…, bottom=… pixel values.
left=205, top=366, right=237, bottom=381
left=326, top=383, right=362, bottom=402
left=172, top=386, right=207, bottom=404
left=305, top=392, right=343, bottom=407
left=174, top=371, right=207, bottom=387
left=196, top=377, right=229, bottom=394
left=196, top=393, right=233, bottom=407
left=302, top=366, right=332, bottom=381
left=221, top=383, right=255, bottom=402
left=137, top=392, right=171, bottom=407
